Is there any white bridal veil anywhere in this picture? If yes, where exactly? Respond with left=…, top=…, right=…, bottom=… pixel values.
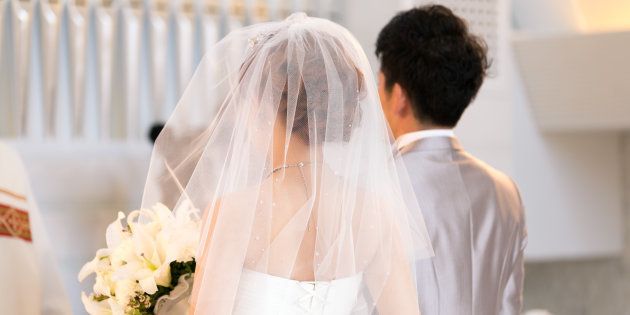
left=142, top=13, right=433, bottom=314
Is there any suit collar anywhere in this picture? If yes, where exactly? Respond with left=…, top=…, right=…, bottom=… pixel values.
left=398, top=136, right=463, bottom=155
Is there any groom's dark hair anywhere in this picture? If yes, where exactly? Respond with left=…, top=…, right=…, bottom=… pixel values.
left=376, top=5, right=489, bottom=127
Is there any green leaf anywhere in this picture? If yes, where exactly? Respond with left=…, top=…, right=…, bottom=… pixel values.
left=169, top=259, right=196, bottom=287
left=128, top=259, right=196, bottom=313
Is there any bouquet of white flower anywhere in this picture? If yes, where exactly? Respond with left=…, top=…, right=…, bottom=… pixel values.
left=78, top=201, right=201, bottom=315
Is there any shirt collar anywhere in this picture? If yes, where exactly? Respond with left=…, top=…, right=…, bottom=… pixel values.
left=395, top=129, right=455, bottom=151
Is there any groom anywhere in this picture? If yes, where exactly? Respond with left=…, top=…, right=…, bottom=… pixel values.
left=376, top=5, right=527, bottom=315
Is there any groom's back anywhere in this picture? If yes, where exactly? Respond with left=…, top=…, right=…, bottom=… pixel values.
left=401, top=137, right=526, bottom=315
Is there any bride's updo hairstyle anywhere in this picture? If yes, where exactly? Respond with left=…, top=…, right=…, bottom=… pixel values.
left=239, top=21, right=366, bottom=145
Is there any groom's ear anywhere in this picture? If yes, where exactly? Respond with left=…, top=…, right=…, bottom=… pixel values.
left=392, top=83, right=412, bottom=118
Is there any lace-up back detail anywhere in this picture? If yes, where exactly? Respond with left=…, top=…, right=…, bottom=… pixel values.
left=232, top=269, right=363, bottom=315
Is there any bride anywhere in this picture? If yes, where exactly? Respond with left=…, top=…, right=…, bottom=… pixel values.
left=143, top=13, right=433, bottom=315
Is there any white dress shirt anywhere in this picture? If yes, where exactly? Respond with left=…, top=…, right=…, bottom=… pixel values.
left=395, top=129, right=455, bottom=151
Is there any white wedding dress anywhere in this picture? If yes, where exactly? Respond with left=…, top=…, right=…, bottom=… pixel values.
left=232, top=269, right=363, bottom=315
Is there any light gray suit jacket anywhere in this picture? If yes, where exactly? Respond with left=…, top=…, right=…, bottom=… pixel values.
left=400, top=136, right=527, bottom=315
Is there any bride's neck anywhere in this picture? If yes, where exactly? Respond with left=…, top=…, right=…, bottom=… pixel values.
left=271, top=124, right=312, bottom=166
left=271, top=137, right=311, bottom=166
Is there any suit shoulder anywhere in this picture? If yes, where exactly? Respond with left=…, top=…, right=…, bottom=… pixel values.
left=459, top=151, right=524, bottom=213
left=461, top=152, right=517, bottom=188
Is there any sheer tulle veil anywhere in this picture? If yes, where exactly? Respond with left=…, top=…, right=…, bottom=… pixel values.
left=141, top=13, right=433, bottom=314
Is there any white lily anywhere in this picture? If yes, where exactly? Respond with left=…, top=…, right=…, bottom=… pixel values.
left=106, top=212, right=128, bottom=249
left=79, top=201, right=201, bottom=314
left=93, top=273, right=115, bottom=297
left=81, top=292, right=112, bottom=315
left=78, top=248, right=112, bottom=282
left=128, top=209, right=171, bottom=287
left=111, top=279, right=137, bottom=307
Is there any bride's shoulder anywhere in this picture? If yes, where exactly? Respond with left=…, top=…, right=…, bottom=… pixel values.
left=201, top=184, right=266, bottom=235
left=210, top=181, right=270, bottom=212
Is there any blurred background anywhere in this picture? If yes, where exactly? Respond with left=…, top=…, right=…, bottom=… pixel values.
left=1, top=0, right=630, bottom=314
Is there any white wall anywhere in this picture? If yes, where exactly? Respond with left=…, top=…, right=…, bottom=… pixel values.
left=511, top=0, right=625, bottom=259
left=511, top=66, right=624, bottom=260
left=522, top=134, right=629, bottom=313
left=341, top=0, right=405, bottom=71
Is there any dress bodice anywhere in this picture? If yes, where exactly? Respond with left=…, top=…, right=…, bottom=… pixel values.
left=232, top=269, right=363, bottom=315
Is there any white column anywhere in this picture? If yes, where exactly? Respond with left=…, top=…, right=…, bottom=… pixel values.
left=24, top=0, right=57, bottom=140
left=136, top=0, right=167, bottom=131
left=163, top=1, right=181, bottom=121
left=0, top=0, right=29, bottom=138
left=192, top=0, right=218, bottom=69
left=53, top=0, right=85, bottom=141
left=267, top=0, right=279, bottom=21
left=109, top=0, right=139, bottom=140
left=82, top=0, right=112, bottom=141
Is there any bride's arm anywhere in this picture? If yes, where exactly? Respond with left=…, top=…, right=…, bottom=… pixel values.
left=188, top=196, right=254, bottom=315
left=378, top=237, right=421, bottom=315
left=188, top=201, right=222, bottom=315
left=364, top=218, right=422, bottom=315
